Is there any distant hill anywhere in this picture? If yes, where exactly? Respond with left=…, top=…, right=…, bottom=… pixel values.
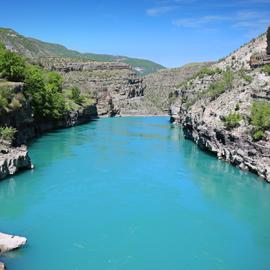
left=0, top=28, right=164, bottom=75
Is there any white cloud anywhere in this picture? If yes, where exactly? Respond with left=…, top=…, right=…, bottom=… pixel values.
left=146, top=6, right=177, bottom=16
left=173, top=15, right=230, bottom=27
left=173, top=10, right=270, bottom=31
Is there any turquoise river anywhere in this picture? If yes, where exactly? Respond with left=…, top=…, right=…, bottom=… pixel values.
left=0, top=117, right=270, bottom=270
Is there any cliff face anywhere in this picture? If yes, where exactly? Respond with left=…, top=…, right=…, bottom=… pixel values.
left=38, top=58, right=146, bottom=117
left=143, top=62, right=214, bottom=115
left=0, top=82, right=97, bottom=180
left=0, top=141, right=31, bottom=180
left=169, top=32, right=270, bottom=182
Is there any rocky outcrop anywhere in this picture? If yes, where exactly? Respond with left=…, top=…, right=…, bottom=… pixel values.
left=0, top=232, right=27, bottom=253
left=0, top=141, right=32, bottom=180
left=0, top=232, right=27, bottom=269
left=38, top=59, right=146, bottom=117
left=169, top=30, right=270, bottom=182
left=182, top=115, right=270, bottom=181
left=0, top=81, right=97, bottom=180
left=267, top=26, right=270, bottom=55
left=143, top=62, right=213, bottom=115
left=249, top=30, right=270, bottom=68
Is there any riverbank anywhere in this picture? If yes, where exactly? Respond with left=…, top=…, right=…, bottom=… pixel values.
left=0, top=104, right=98, bottom=181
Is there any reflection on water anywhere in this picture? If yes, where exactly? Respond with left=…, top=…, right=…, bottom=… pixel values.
left=180, top=130, right=270, bottom=251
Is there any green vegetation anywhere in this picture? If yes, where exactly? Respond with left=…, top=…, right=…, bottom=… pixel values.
left=0, top=86, right=24, bottom=113
left=69, top=87, right=84, bottom=104
left=0, top=126, right=17, bottom=141
left=251, top=101, right=270, bottom=129
left=180, top=68, right=235, bottom=108
left=262, top=64, right=270, bottom=75
left=196, top=67, right=222, bottom=79
left=223, top=112, right=242, bottom=129
left=64, top=87, right=95, bottom=111
left=239, top=69, right=253, bottom=83
left=24, top=66, right=66, bottom=119
left=250, top=101, right=270, bottom=141
left=207, top=80, right=227, bottom=100
left=0, top=88, right=9, bottom=112
left=252, top=130, right=265, bottom=141
left=0, top=42, right=90, bottom=120
left=0, top=47, right=26, bottom=82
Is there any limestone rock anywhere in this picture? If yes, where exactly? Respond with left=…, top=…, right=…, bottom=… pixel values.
left=0, top=232, right=27, bottom=253
left=0, top=143, right=32, bottom=180
left=38, top=58, right=146, bottom=117
left=0, top=261, right=5, bottom=270
left=267, top=26, right=270, bottom=55
left=169, top=30, right=270, bottom=183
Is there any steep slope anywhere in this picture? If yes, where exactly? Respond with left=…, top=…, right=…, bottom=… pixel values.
left=36, top=58, right=145, bottom=116
left=143, top=62, right=214, bottom=114
left=0, top=28, right=164, bottom=75
left=169, top=31, right=270, bottom=182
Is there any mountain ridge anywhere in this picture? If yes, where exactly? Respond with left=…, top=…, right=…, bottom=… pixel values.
left=0, top=27, right=164, bottom=75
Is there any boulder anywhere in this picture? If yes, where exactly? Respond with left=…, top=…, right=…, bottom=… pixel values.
left=0, top=233, right=27, bottom=253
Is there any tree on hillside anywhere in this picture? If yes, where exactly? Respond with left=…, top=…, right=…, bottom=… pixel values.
left=0, top=49, right=26, bottom=82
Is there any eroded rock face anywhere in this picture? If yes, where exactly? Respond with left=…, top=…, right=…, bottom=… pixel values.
left=0, top=232, right=27, bottom=253
left=0, top=142, right=32, bottom=180
left=267, top=26, right=270, bottom=55
left=169, top=32, right=270, bottom=182
left=38, top=59, right=146, bottom=117
left=143, top=62, right=213, bottom=115
left=0, top=82, right=97, bottom=181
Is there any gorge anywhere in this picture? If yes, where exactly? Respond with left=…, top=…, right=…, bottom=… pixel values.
left=0, top=24, right=270, bottom=270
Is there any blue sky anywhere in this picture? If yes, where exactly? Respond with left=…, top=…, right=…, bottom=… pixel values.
left=1, top=0, right=270, bottom=67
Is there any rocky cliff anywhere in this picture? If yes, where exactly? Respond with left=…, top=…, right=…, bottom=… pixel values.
left=143, top=62, right=214, bottom=115
left=0, top=81, right=97, bottom=180
left=37, top=58, right=146, bottom=117
left=169, top=31, right=270, bottom=182
left=0, top=141, right=32, bottom=180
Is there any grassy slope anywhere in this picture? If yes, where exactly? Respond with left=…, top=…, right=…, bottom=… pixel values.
left=0, top=28, right=164, bottom=75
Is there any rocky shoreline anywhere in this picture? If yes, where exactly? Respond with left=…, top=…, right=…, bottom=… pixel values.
left=181, top=117, right=270, bottom=182
left=0, top=102, right=98, bottom=181
left=169, top=30, right=270, bottom=183
left=0, top=232, right=27, bottom=269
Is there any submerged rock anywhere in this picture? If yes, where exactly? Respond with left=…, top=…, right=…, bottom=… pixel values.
left=0, top=232, right=27, bottom=253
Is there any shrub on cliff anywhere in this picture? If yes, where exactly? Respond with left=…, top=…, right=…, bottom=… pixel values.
left=0, top=49, right=26, bottom=82
left=252, top=130, right=265, bottom=141
left=0, top=88, right=9, bottom=112
left=262, top=64, right=270, bottom=75
left=70, top=87, right=84, bottom=104
left=250, top=101, right=270, bottom=141
left=196, top=67, right=222, bottom=79
left=0, top=126, right=17, bottom=142
left=251, top=101, right=270, bottom=129
left=24, top=66, right=66, bottom=119
left=238, top=69, right=253, bottom=83
left=207, top=80, right=226, bottom=100
left=223, top=112, right=242, bottom=129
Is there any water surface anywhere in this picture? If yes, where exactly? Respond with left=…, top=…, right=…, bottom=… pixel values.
left=0, top=117, right=270, bottom=270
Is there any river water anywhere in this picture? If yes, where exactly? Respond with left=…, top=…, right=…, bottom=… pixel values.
left=0, top=117, right=270, bottom=270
